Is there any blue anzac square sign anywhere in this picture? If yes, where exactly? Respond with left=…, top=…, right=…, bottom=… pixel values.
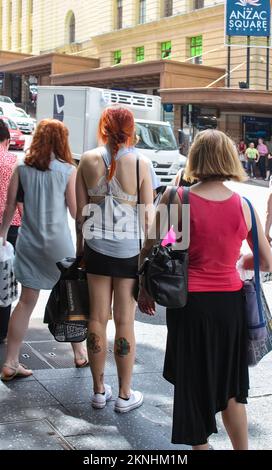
left=226, top=0, right=271, bottom=36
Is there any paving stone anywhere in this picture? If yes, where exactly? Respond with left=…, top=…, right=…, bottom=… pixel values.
left=0, top=380, right=60, bottom=408
left=0, top=418, right=73, bottom=450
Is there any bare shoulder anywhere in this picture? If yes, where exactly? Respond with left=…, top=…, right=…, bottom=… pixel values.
left=79, top=148, right=103, bottom=170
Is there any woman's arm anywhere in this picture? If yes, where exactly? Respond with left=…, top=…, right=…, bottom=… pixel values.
left=139, top=158, right=155, bottom=245
left=0, top=167, right=19, bottom=243
left=65, top=168, right=77, bottom=219
left=265, top=193, right=272, bottom=244
left=75, top=161, right=89, bottom=256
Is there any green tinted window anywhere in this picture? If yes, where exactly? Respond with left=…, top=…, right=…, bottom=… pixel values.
left=161, top=41, right=171, bottom=59
left=136, top=46, right=144, bottom=62
left=190, top=36, right=202, bottom=64
left=113, top=50, right=122, bottom=65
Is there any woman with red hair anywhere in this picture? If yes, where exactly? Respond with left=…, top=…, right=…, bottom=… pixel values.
left=0, top=119, right=88, bottom=380
left=76, top=106, right=153, bottom=412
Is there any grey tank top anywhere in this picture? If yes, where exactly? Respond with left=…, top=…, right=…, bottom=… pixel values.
left=84, top=146, right=141, bottom=259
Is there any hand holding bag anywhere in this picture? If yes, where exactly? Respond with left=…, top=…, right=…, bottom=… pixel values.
left=243, top=197, right=272, bottom=366
left=138, top=187, right=190, bottom=308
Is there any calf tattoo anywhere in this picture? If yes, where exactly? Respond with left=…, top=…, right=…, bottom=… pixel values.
left=87, top=332, right=101, bottom=354
left=115, top=337, right=130, bottom=357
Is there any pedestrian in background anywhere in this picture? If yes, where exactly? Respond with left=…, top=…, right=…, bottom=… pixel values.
left=0, top=119, right=21, bottom=343
left=257, top=138, right=268, bottom=180
left=265, top=190, right=272, bottom=245
left=76, top=106, right=153, bottom=412
left=237, top=139, right=247, bottom=171
left=0, top=119, right=88, bottom=381
left=265, top=136, right=272, bottom=181
left=245, top=142, right=259, bottom=178
left=138, top=129, right=272, bottom=450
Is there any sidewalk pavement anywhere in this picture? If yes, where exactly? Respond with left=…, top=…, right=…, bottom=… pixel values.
left=0, top=283, right=272, bottom=451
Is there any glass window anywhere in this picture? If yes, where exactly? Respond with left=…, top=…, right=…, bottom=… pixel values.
left=135, top=122, right=177, bottom=151
left=69, top=13, right=75, bottom=44
left=161, top=41, right=171, bottom=59
left=113, top=50, right=122, bottom=65
left=163, top=0, right=173, bottom=18
left=190, top=35, right=202, bottom=64
left=117, top=0, right=123, bottom=29
left=139, top=0, right=146, bottom=24
left=194, top=0, right=204, bottom=9
left=136, top=46, right=144, bottom=62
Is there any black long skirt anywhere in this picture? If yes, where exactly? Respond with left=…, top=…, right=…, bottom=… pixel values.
left=163, top=290, right=249, bottom=446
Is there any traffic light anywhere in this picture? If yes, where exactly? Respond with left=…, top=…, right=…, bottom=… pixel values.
left=184, top=105, right=200, bottom=126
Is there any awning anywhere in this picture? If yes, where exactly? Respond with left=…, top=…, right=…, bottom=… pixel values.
left=159, top=87, right=272, bottom=113
left=0, top=52, right=99, bottom=76
left=50, top=60, right=225, bottom=90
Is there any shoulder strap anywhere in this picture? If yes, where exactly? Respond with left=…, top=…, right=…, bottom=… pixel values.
left=167, top=186, right=190, bottom=235
left=136, top=155, right=142, bottom=250
left=243, top=197, right=266, bottom=327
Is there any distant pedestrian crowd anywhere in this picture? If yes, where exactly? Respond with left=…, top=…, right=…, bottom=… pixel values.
left=237, top=138, right=272, bottom=181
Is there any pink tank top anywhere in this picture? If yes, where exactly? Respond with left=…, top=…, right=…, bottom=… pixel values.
left=177, top=188, right=248, bottom=292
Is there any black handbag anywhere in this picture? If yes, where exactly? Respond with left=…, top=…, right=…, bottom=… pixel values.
left=138, top=187, right=190, bottom=308
left=44, top=257, right=89, bottom=342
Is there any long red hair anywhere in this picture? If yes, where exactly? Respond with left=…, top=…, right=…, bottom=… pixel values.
left=25, top=119, right=73, bottom=171
left=97, top=106, right=135, bottom=180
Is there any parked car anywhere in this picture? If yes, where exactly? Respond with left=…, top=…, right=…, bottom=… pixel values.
left=0, top=95, right=15, bottom=105
left=0, top=116, right=25, bottom=150
left=0, top=105, right=36, bottom=134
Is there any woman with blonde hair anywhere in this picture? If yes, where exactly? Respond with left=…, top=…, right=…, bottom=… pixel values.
left=138, top=129, right=272, bottom=449
left=76, top=106, right=153, bottom=412
left=0, top=119, right=87, bottom=380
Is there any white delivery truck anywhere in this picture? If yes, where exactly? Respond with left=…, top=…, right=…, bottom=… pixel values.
left=36, top=86, right=186, bottom=185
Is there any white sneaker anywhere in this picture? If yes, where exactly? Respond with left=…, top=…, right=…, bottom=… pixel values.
left=114, top=390, right=143, bottom=413
left=91, top=384, right=112, bottom=409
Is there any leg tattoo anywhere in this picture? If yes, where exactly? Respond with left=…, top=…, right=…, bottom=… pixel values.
left=87, top=332, right=101, bottom=354
left=115, top=337, right=131, bottom=357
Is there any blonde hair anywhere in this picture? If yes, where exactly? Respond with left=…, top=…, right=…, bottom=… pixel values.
left=184, top=129, right=247, bottom=183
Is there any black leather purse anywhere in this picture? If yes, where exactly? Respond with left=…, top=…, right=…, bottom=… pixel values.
left=138, top=187, right=190, bottom=308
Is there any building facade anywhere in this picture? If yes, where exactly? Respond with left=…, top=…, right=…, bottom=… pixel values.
left=1, top=0, right=272, bottom=143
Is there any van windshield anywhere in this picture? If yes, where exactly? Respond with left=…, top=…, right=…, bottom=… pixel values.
left=135, top=122, right=177, bottom=151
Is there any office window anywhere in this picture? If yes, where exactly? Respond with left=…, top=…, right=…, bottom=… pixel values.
left=138, top=0, right=146, bottom=24
left=190, top=35, right=202, bottom=64
left=117, top=0, right=123, bottom=29
left=69, top=13, right=75, bottom=43
left=136, top=46, right=144, bottom=62
left=161, top=41, right=171, bottom=59
left=163, top=0, right=173, bottom=18
left=113, top=50, right=122, bottom=65
left=194, top=0, right=204, bottom=9
left=65, top=11, right=75, bottom=44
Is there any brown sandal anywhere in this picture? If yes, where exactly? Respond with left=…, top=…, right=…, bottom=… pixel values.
left=1, top=363, right=33, bottom=382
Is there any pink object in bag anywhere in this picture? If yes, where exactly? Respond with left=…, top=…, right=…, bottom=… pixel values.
left=161, top=226, right=176, bottom=246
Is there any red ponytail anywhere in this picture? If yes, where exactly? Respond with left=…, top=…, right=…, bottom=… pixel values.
left=97, top=106, right=135, bottom=180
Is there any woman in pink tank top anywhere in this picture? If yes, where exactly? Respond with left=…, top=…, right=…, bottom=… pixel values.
left=138, top=130, right=272, bottom=450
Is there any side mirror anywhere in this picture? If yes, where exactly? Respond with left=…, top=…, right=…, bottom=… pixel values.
left=178, top=129, right=185, bottom=145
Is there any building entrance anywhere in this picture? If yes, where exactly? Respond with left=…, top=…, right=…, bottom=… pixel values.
left=243, top=116, right=272, bottom=144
